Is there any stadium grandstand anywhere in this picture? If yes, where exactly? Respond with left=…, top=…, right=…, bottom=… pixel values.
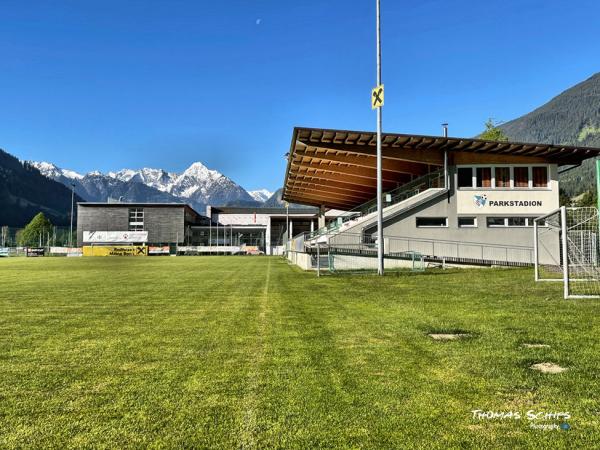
left=282, top=127, right=600, bottom=271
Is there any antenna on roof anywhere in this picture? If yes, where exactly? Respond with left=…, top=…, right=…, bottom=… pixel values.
left=442, top=123, right=449, bottom=138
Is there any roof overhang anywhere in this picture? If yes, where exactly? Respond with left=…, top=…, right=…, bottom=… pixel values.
left=282, top=127, right=600, bottom=210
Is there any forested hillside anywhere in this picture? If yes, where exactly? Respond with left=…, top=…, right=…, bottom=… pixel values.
left=499, top=72, right=600, bottom=196
left=0, top=149, right=82, bottom=226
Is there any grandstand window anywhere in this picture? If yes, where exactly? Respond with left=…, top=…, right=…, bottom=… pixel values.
left=457, top=168, right=474, bottom=188
left=476, top=167, right=492, bottom=188
left=494, top=167, right=510, bottom=188
left=514, top=167, right=529, bottom=188
left=458, top=165, right=550, bottom=190
left=128, top=208, right=144, bottom=231
left=532, top=166, right=549, bottom=187
left=416, top=217, right=448, bottom=227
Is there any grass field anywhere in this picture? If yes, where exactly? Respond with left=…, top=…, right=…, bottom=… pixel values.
left=1, top=256, right=599, bottom=448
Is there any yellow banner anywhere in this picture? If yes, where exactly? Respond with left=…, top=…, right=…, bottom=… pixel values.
left=83, top=246, right=148, bottom=257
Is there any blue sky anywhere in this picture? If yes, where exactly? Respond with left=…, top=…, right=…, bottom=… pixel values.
left=1, top=0, right=599, bottom=192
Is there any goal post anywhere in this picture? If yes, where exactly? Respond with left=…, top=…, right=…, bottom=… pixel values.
left=534, top=206, right=600, bottom=299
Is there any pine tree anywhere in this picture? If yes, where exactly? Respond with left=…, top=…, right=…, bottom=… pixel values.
left=480, top=118, right=509, bottom=142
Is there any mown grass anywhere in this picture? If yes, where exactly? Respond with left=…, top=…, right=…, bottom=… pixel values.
left=0, top=256, right=599, bottom=448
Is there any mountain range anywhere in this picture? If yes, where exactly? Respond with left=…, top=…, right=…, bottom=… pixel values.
left=30, top=161, right=276, bottom=213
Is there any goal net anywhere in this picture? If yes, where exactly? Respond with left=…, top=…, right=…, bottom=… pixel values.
left=534, top=206, right=600, bottom=298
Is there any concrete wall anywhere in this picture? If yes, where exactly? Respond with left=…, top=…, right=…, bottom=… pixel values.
left=78, top=206, right=185, bottom=245
left=287, top=251, right=312, bottom=270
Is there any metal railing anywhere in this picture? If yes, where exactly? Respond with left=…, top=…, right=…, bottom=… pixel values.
left=303, top=232, right=534, bottom=267
left=304, top=169, right=446, bottom=241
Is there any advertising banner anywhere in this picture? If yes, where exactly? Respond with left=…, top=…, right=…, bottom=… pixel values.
left=149, top=246, right=170, bottom=255
left=83, top=246, right=148, bottom=256
left=26, top=247, right=45, bottom=257
left=67, top=248, right=83, bottom=257
left=50, top=247, right=84, bottom=256
left=83, top=231, right=148, bottom=244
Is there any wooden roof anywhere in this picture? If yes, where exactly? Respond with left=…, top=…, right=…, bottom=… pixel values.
left=282, top=127, right=600, bottom=210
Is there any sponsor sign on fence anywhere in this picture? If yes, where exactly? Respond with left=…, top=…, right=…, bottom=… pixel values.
left=83, top=246, right=148, bottom=257
left=26, top=247, right=45, bottom=257
left=83, top=231, right=148, bottom=244
left=148, top=246, right=170, bottom=255
left=50, top=247, right=83, bottom=257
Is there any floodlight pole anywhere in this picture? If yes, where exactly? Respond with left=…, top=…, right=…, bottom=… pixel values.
left=376, top=0, right=384, bottom=275
left=69, top=183, right=75, bottom=248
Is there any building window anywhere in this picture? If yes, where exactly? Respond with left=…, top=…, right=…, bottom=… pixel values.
left=416, top=217, right=448, bottom=227
left=514, top=167, right=529, bottom=188
left=487, top=217, right=507, bottom=227
left=532, top=166, right=548, bottom=187
left=476, top=167, right=492, bottom=188
left=508, top=217, right=526, bottom=227
left=495, top=167, right=510, bottom=188
left=457, top=165, right=549, bottom=189
left=458, top=217, right=477, bottom=228
left=128, top=208, right=144, bottom=231
left=487, top=217, right=536, bottom=227
left=457, top=168, right=473, bottom=188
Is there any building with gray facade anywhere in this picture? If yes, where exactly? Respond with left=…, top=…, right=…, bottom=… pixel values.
left=76, top=202, right=337, bottom=255
left=77, top=202, right=210, bottom=247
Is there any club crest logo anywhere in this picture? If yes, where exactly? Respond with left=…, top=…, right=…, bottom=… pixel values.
left=473, top=194, right=487, bottom=208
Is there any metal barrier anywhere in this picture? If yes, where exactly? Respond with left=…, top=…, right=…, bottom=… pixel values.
left=300, top=232, right=534, bottom=269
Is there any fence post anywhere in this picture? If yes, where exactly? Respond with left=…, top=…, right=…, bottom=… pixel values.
left=317, top=242, right=320, bottom=277
left=561, top=206, right=569, bottom=299
left=533, top=220, right=539, bottom=281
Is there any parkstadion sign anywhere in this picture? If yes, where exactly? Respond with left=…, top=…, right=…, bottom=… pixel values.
left=457, top=190, right=558, bottom=215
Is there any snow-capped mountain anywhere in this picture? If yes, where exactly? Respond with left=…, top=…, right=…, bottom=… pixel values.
left=30, top=160, right=272, bottom=212
left=107, top=162, right=256, bottom=208
left=30, top=161, right=182, bottom=205
left=29, top=161, right=84, bottom=181
left=249, top=189, right=273, bottom=203
left=108, top=168, right=178, bottom=193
